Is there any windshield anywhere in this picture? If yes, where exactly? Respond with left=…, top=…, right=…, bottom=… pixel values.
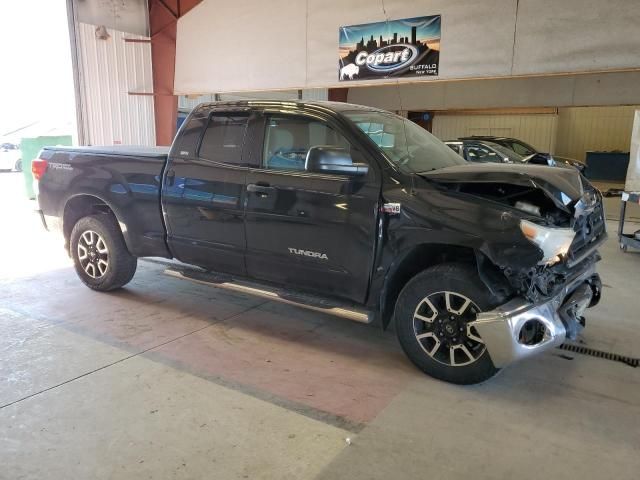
left=484, top=142, right=526, bottom=162
left=502, top=139, right=536, bottom=156
left=343, top=110, right=466, bottom=173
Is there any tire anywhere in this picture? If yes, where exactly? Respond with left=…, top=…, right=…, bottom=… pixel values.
left=394, top=263, right=499, bottom=385
left=70, top=214, right=137, bottom=291
left=14, top=159, right=22, bottom=172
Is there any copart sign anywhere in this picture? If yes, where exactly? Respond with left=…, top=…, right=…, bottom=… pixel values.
left=338, top=15, right=440, bottom=81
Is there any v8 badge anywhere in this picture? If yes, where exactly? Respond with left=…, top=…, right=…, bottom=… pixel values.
left=382, top=203, right=401, bottom=215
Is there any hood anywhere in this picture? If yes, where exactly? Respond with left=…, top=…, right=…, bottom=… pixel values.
left=419, top=163, right=587, bottom=212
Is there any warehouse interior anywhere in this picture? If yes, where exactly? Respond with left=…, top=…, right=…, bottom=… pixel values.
left=66, top=0, right=640, bottom=186
left=1, top=0, right=639, bottom=479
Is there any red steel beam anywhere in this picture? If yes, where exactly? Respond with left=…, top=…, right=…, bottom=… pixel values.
left=149, top=0, right=202, bottom=146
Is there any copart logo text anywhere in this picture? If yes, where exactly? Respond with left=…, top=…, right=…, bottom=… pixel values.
left=355, top=44, right=418, bottom=73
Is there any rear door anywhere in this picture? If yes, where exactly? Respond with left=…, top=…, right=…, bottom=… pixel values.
left=243, top=110, right=381, bottom=303
left=162, top=108, right=252, bottom=275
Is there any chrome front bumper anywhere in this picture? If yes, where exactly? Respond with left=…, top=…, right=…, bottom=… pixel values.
left=470, top=263, right=599, bottom=368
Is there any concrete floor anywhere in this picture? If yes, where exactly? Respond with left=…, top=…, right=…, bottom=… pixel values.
left=1, top=171, right=639, bottom=479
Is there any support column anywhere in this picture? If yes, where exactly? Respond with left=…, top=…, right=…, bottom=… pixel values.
left=149, top=0, right=202, bottom=146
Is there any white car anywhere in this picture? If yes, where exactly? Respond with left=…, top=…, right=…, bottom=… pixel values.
left=0, top=143, right=22, bottom=171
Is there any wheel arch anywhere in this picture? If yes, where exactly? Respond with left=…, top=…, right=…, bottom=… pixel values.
left=62, top=194, right=129, bottom=251
left=379, top=243, right=509, bottom=330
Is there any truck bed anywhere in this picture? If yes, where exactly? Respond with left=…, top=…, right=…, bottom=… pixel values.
left=43, top=145, right=170, bottom=159
left=37, top=144, right=172, bottom=259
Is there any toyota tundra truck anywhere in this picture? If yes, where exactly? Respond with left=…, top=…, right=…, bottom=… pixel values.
left=33, top=100, right=605, bottom=384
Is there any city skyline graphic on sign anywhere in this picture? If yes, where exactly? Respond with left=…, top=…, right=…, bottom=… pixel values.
left=339, top=15, right=441, bottom=81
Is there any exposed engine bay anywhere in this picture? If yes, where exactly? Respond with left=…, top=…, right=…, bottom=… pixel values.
left=421, top=165, right=606, bottom=306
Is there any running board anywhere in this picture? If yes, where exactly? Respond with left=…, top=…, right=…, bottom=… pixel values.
left=163, top=266, right=373, bottom=324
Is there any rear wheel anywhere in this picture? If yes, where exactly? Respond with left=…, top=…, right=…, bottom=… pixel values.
left=70, top=214, right=137, bottom=291
left=395, top=263, right=499, bottom=384
left=14, top=159, right=22, bottom=172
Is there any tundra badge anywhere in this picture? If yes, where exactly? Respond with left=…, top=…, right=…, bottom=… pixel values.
left=288, top=248, right=328, bottom=260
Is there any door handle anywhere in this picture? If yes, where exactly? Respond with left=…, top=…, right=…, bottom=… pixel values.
left=247, top=183, right=275, bottom=197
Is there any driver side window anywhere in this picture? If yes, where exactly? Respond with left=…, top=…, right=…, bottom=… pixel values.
left=262, top=115, right=350, bottom=171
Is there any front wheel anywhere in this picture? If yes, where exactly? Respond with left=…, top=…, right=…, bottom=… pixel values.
left=14, top=159, right=22, bottom=172
left=70, top=214, right=137, bottom=291
left=394, top=263, right=499, bottom=384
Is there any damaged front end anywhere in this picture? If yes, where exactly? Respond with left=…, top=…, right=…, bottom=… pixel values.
left=421, top=164, right=606, bottom=367
left=471, top=257, right=602, bottom=367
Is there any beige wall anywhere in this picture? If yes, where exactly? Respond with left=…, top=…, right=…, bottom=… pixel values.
left=350, top=71, right=640, bottom=162
left=555, top=106, right=639, bottom=162
left=432, top=113, right=557, bottom=152
left=430, top=106, right=637, bottom=162
left=348, top=71, right=640, bottom=111
left=175, top=0, right=640, bottom=93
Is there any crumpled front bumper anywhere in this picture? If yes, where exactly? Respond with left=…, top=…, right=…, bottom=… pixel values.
left=470, top=262, right=600, bottom=368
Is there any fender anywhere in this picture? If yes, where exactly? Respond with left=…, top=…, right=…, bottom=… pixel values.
left=372, top=221, right=533, bottom=329
left=375, top=238, right=480, bottom=330
left=62, top=187, right=171, bottom=259
left=51, top=153, right=171, bottom=259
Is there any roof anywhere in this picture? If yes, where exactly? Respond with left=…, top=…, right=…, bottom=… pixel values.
left=194, top=99, right=386, bottom=114
left=459, top=135, right=517, bottom=141
left=445, top=139, right=503, bottom=145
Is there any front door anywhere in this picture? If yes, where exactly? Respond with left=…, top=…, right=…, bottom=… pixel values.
left=162, top=109, right=251, bottom=275
left=244, top=112, right=381, bottom=303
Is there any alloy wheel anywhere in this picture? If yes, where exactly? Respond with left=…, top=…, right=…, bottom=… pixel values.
left=413, top=291, right=485, bottom=367
left=77, top=230, right=109, bottom=279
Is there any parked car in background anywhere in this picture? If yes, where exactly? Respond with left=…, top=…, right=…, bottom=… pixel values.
left=446, top=139, right=524, bottom=164
left=0, top=143, right=22, bottom=171
left=459, top=136, right=538, bottom=157
left=450, top=136, right=586, bottom=172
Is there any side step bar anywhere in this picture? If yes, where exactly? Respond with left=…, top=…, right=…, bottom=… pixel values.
left=163, top=266, right=373, bottom=324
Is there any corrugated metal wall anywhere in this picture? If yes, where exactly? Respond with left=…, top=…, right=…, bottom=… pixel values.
left=77, top=22, right=155, bottom=145
left=555, top=106, right=639, bottom=161
left=432, top=113, right=558, bottom=152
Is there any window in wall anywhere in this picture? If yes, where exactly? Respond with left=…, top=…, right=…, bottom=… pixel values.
left=262, top=115, right=351, bottom=171
left=198, top=113, right=249, bottom=164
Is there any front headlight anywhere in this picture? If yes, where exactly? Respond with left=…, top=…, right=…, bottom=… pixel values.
left=519, top=219, right=576, bottom=265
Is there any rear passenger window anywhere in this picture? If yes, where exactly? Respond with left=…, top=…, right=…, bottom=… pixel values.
left=263, top=115, right=351, bottom=171
left=198, top=113, right=249, bottom=164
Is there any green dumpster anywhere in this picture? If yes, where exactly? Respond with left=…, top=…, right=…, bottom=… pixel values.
left=20, top=135, right=73, bottom=199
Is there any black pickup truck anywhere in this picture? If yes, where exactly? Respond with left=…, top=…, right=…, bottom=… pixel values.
left=34, top=100, right=605, bottom=384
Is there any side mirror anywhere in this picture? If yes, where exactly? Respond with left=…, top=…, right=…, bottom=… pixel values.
left=305, top=146, right=368, bottom=176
